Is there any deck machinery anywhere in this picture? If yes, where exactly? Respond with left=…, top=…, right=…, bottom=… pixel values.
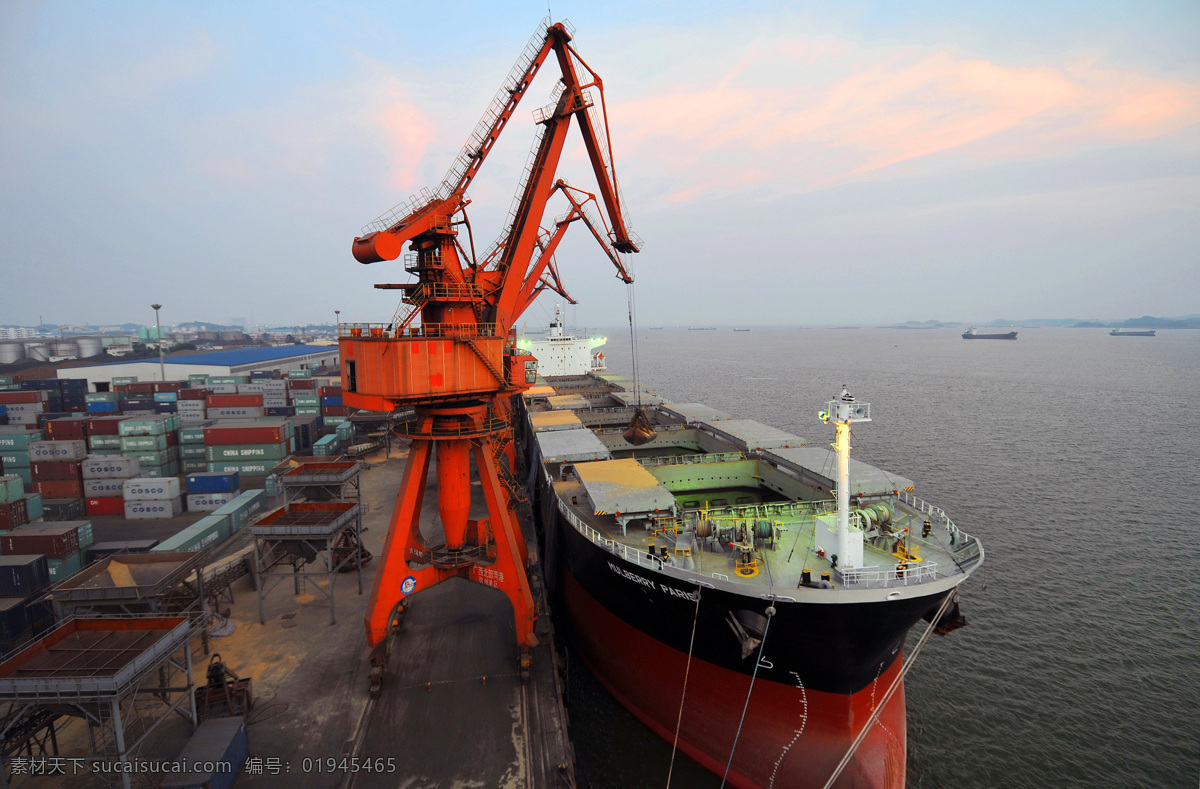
left=339, top=18, right=639, bottom=683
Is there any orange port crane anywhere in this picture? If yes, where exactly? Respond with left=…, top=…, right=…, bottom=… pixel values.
left=339, top=19, right=639, bottom=683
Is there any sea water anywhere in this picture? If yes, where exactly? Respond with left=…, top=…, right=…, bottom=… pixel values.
left=569, top=327, right=1199, bottom=789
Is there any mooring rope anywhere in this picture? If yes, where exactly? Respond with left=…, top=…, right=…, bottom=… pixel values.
left=820, top=590, right=956, bottom=789
left=665, top=583, right=703, bottom=789
left=720, top=601, right=776, bottom=789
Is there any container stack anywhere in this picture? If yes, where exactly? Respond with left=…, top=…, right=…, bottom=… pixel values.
left=0, top=475, right=29, bottom=531
left=0, top=390, right=51, bottom=428
left=152, top=513, right=230, bottom=552
left=213, top=489, right=267, bottom=532
left=205, top=421, right=291, bottom=478
left=185, top=471, right=240, bottom=512
left=206, top=392, right=264, bottom=420
left=177, top=387, right=208, bottom=423
left=179, top=421, right=214, bottom=473
left=1, top=520, right=94, bottom=581
left=85, top=414, right=129, bottom=456
left=28, top=435, right=87, bottom=512
left=118, top=414, right=181, bottom=477
left=123, top=476, right=184, bottom=519
left=0, top=554, right=53, bottom=652
left=0, top=428, right=42, bottom=491
left=82, top=455, right=141, bottom=516
left=320, top=384, right=348, bottom=426
left=85, top=391, right=122, bottom=414
left=262, top=377, right=292, bottom=417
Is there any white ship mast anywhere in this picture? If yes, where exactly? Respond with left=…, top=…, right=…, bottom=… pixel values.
left=819, top=386, right=871, bottom=568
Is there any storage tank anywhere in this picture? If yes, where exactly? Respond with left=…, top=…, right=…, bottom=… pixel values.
left=51, top=339, right=78, bottom=358
left=0, top=342, right=25, bottom=364
left=76, top=337, right=103, bottom=357
left=25, top=343, right=48, bottom=361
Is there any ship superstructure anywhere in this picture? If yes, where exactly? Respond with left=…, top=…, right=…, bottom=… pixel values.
left=521, top=374, right=983, bottom=789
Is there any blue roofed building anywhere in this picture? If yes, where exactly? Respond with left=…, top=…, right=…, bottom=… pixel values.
left=59, top=344, right=339, bottom=385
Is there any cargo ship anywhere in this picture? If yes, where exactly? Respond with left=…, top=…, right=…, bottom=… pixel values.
left=1108, top=328, right=1156, bottom=336
left=519, top=327, right=983, bottom=788
left=961, top=327, right=1017, bottom=339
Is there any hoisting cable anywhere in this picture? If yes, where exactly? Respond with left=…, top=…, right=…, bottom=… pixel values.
left=719, top=600, right=776, bottom=789
left=665, top=583, right=703, bottom=789
left=820, top=590, right=956, bottom=789
left=627, top=276, right=641, bottom=407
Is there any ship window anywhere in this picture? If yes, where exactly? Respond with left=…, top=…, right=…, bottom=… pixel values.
left=736, top=496, right=753, bottom=505
left=683, top=500, right=698, bottom=508
left=711, top=498, right=727, bottom=506
left=345, top=360, right=357, bottom=392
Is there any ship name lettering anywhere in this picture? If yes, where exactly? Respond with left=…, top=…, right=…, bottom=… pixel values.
left=607, top=562, right=657, bottom=590
left=659, top=583, right=699, bottom=602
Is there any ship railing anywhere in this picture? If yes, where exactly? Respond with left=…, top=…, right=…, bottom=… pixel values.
left=339, top=322, right=499, bottom=339
left=838, top=562, right=939, bottom=587
left=638, top=451, right=745, bottom=467
left=682, top=499, right=836, bottom=521
left=559, top=500, right=661, bottom=570
left=896, top=490, right=974, bottom=544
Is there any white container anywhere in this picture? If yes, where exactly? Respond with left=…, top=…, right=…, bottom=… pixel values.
left=207, top=383, right=238, bottom=395
left=122, top=476, right=182, bottom=501
left=84, top=478, right=126, bottom=497
left=82, top=456, right=141, bottom=480
left=124, top=496, right=183, bottom=519
left=186, top=491, right=236, bottom=512
left=177, top=400, right=207, bottom=411
left=29, top=440, right=88, bottom=461
left=1, top=403, right=45, bottom=414
left=262, top=380, right=288, bottom=393
left=262, top=397, right=288, bottom=408
left=236, top=383, right=266, bottom=394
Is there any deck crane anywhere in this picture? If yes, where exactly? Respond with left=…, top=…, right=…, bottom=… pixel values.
left=338, top=19, right=639, bottom=687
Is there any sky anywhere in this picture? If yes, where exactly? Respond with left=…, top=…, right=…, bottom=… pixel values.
left=1, top=1, right=1197, bottom=329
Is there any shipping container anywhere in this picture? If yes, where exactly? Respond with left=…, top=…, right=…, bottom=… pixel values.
left=116, top=416, right=172, bottom=437
left=1, top=453, right=30, bottom=471
left=84, top=392, right=120, bottom=403
left=88, top=434, right=123, bottom=450
left=32, top=480, right=84, bottom=499
left=206, top=461, right=272, bottom=477
left=84, top=416, right=128, bottom=436
left=0, top=555, right=49, bottom=597
left=1, top=524, right=81, bottom=559
left=153, top=514, right=229, bottom=552
left=82, top=478, right=126, bottom=498
left=81, top=456, right=141, bottom=480
left=124, top=497, right=183, bottom=519
left=181, top=445, right=207, bottom=459
left=0, top=476, right=23, bottom=504
left=86, top=539, right=159, bottom=563
left=0, top=430, right=44, bottom=451
left=160, top=716, right=248, bottom=789
left=182, top=460, right=209, bottom=473
left=119, top=433, right=169, bottom=452
left=22, top=493, right=42, bottom=521
left=0, top=597, right=30, bottom=642
left=205, top=442, right=289, bottom=462
left=44, top=417, right=88, bottom=440
left=186, top=492, right=236, bottom=512
left=0, top=499, right=29, bottom=530
left=213, top=489, right=267, bottom=531
left=85, top=401, right=121, bottom=414
left=205, top=383, right=238, bottom=395
left=206, top=407, right=264, bottom=419
left=122, top=477, right=181, bottom=501
left=179, top=423, right=214, bottom=444
left=30, top=461, right=83, bottom=482
left=85, top=496, right=125, bottom=516
left=40, top=497, right=84, bottom=521
left=235, top=383, right=266, bottom=395
left=179, top=388, right=208, bottom=400
left=186, top=472, right=239, bottom=494
left=111, top=376, right=138, bottom=386
left=46, top=551, right=84, bottom=581
left=153, top=392, right=178, bottom=403
left=203, top=423, right=289, bottom=446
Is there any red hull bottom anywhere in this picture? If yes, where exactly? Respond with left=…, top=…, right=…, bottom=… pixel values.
left=564, top=572, right=907, bottom=789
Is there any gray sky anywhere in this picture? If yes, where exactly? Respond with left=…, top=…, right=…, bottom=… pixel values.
left=1, top=1, right=1197, bottom=329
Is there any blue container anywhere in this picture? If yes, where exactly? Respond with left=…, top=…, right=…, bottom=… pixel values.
left=0, top=597, right=30, bottom=640
left=320, top=395, right=343, bottom=407
left=153, top=403, right=178, bottom=414
left=86, top=539, right=159, bottom=563
left=161, top=716, right=248, bottom=789
left=62, top=394, right=86, bottom=406
left=153, top=392, right=178, bottom=403
left=186, top=472, right=239, bottom=494
left=86, top=401, right=120, bottom=413
left=123, top=402, right=156, bottom=413
left=0, top=555, right=50, bottom=596
left=264, top=406, right=295, bottom=417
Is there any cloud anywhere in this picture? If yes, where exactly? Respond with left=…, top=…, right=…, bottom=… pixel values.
left=603, top=31, right=1200, bottom=205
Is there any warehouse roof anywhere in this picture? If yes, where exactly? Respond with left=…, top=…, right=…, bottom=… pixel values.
left=95, top=345, right=332, bottom=367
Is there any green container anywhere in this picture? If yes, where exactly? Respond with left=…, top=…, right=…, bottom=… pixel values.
left=112, top=376, right=139, bottom=385
left=181, top=444, right=207, bottom=459
left=291, top=395, right=319, bottom=406
left=0, top=375, right=14, bottom=386
left=206, top=376, right=247, bottom=385
left=123, top=448, right=174, bottom=467
left=207, top=461, right=273, bottom=477
left=153, top=514, right=230, bottom=553
left=323, top=415, right=350, bottom=427
left=90, top=448, right=122, bottom=456
left=23, top=493, right=43, bottom=520
left=205, top=442, right=289, bottom=462
left=117, top=417, right=170, bottom=437
left=88, top=435, right=122, bottom=450
left=182, top=459, right=209, bottom=473
left=120, top=433, right=169, bottom=452
left=47, top=551, right=84, bottom=582
left=0, top=451, right=30, bottom=469
left=294, top=407, right=320, bottom=416
left=179, top=422, right=214, bottom=444
left=188, top=374, right=208, bottom=387
left=0, top=430, right=44, bottom=451
left=0, top=476, right=24, bottom=504
left=6, top=468, right=32, bottom=490
left=214, top=489, right=267, bottom=531
left=85, top=392, right=120, bottom=403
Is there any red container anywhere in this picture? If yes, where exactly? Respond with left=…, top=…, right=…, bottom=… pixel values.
left=164, top=431, right=178, bottom=448
left=32, top=480, right=84, bottom=499
left=85, top=415, right=129, bottom=435
left=288, top=380, right=316, bottom=390
left=121, top=382, right=157, bottom=395
left=153, top=381, right=185, bottom=393
left=206, top=394, right=263, bottom=407
left=0, top=392, right=46, bottom=404
left=322, top=405, right=350, bottom=416
left=319, top=385, right=343, bottom=396
left=0, top=499, right=29, bottom=530
left=179, top=388, right=208, bottom=400
left=30, top=461, right=83, bottom=482
left=203, top=423, right=287, bottom=445
left=45, top=417, right=88, bottom=440
left=1, top=524, right=82, bottom=559
left=85, top=496, right=125, bottom=516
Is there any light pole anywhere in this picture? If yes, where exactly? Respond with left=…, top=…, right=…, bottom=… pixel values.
left=334, top=310, right=341, bottom=336
left=151, top=303, right=166, bottom=382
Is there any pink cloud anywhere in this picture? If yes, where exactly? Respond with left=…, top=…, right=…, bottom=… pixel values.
left=606, top=34, right=1200, bottom=204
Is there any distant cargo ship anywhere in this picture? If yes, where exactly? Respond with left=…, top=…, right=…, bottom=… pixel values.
left=733, top=328, right=751, bottom=332
left=1109, top=328, right=1156, bottom=336
left=962, top=327, right=1017, bottom=340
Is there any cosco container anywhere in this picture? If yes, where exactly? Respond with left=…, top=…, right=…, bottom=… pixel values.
left=186, top=492, right=236, bottom=512
left=82, top=478, right=126, bottom=497
left=206, top=407, right=264, bottom=419
left=153, top=514, right=230, bottom=552
left=124, top=497, right=183, bottom=519
left=122, top=477, right=181, bottom=501
left=81, top=456, right=141, bottom=479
